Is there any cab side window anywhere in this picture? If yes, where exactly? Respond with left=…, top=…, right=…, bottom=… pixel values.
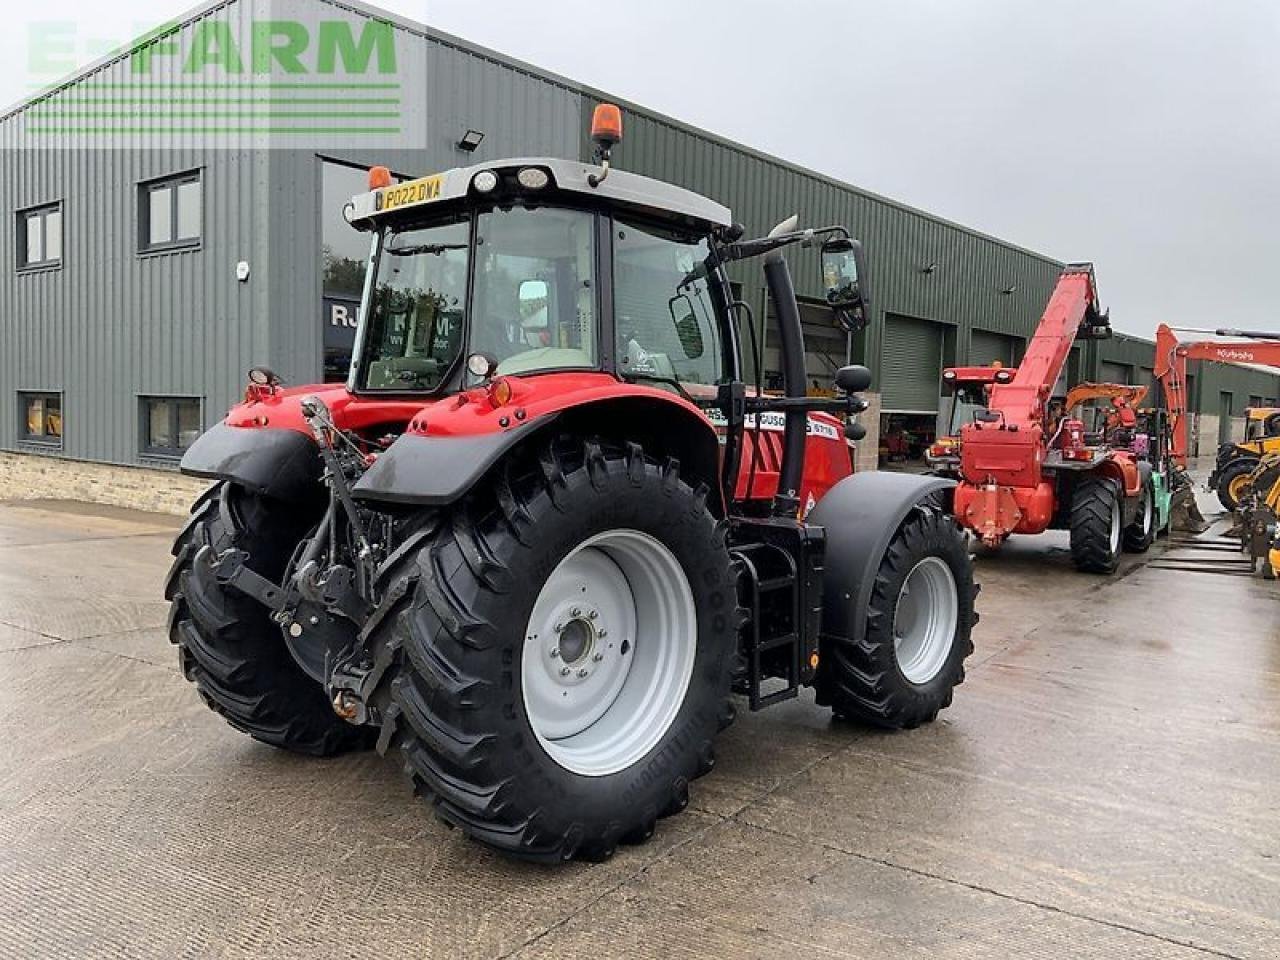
left=613, top=219, right=723, bottom=390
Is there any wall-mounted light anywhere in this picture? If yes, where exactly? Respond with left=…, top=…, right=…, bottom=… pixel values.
left=920, top=261, right=938, bottom=275
left=457, top=129, right=485, bottom=152
left=1000, top=284, right=1018, bottom=295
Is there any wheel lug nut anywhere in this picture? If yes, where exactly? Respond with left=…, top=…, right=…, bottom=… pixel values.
left=572, top=606, right=582, bottom=617
left=554, top=621, right=564, bottom=632
left=598, top=629, right=608, bottom=638
left=592, top=652, right=603, bottom=662
left=588, top=610, right=598, bottom=620
left=560, top=667, right=571, bottom=677
left=550, top=648, right=560, bottom=659
left=578, top=669, right=589, bottom=678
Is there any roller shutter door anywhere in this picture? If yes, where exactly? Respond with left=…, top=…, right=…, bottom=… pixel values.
left=1099, top=361, right=1133, bottom=385
left=970, top=329, right=1021, bottom=367
left=882, top=314, right=942, bottom=412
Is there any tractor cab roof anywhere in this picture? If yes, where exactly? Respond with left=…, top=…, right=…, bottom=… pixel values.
left=346, top=157, right=732, bottom=234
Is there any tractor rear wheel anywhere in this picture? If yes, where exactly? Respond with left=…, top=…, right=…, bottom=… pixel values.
left=1122, top=478, right=1156, bottom=553
left=1216, top=458, right=1257, bottom=512
left=371, top=438, right=739, bottom=862
left=1070, top=476, right=1122, bottom=573
left=820, top=506, right=976, bottom=729
left=164, top=482, right=371, bottom=756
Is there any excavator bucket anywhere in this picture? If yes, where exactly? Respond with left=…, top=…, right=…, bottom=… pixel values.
left=1169, top=469, right=1209, bottom=533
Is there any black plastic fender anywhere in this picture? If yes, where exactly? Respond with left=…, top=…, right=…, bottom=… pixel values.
left=180, top=422, right=322, bottom=500
left=807, top=471, right=956, bottom=646
left=352, top=417, right=562, bottom=506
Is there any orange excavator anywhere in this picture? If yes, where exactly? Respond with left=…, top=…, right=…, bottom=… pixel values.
left=1154, top=324, right=1280, bottom=510
left=953, top=264, right=1169, bottom=573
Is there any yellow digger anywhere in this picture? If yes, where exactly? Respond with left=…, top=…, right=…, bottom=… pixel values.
left=1232, top=451, right=1280, bottom=578
left=1208, top=406, right=1280, bottom=511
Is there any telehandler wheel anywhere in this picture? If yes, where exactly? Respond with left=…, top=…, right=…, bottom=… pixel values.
left=1216, top=458, right=1257, bottom=512
left=821, top=506, right=976, bottom=730
left=1069, top=476, right=1122, bottom=574
left=373, top=438, right=739, bottom=862
left=1122, top=478, right=1156, bottom=553
left=164, top=482, right=372, bottom=756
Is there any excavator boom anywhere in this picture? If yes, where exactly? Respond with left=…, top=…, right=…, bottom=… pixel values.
left=1154, top=324, right=1280, bottom=466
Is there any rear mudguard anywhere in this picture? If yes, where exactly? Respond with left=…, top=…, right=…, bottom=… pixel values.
left=180, top=422, right=321, bottom=500
left=807, top=471, right=957, bottom=647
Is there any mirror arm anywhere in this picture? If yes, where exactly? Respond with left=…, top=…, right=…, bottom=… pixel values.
left=720, top=225, right=850, bottom=263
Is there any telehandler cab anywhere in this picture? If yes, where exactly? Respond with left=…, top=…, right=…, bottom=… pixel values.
left=166, top=105, right=977, bottom=862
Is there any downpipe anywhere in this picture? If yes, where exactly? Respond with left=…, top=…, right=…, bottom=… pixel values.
left=764, top=250, right=807, bottom=518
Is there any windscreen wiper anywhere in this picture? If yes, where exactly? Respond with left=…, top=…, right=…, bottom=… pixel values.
left=386, top=242, right=467, bottom=257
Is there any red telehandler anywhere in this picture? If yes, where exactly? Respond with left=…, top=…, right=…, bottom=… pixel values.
left=951, top=265, right=1168, bottom=573
left=1154, top=324, right=1280, bottom=510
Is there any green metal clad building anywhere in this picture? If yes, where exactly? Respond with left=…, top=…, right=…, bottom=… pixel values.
left=1, top=0, right=1275, bottom=480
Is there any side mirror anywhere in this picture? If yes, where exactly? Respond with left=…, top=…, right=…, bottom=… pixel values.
left=668, top=294, right=704, bottom=359
left=821, top=236, right=871, bottom=333
left=835, top=364, right=872, bottom=394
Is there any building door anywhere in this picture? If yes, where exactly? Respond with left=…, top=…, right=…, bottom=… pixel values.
left=1099, top=361, right=1133, bottom=385
left=1219, top=391, right=1234, bottom=444
left=882, top=314, right=944, bottom=413
left=970, top=329, right=1021, bottom=367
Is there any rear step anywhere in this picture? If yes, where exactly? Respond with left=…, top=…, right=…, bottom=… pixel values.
left=731, top=519, right=826, bottom=711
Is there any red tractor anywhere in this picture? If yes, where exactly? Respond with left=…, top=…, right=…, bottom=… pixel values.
left=165, top=106, right=977, bottom=862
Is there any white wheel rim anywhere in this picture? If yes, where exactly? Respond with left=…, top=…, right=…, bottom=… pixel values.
left=1109, top=498, right=1122, bottom=554
left=893, top=557, right=958, bottom=685
left=1142, top=488, right=1153, bottom=535
left=520, top=529, right=696, bottom=777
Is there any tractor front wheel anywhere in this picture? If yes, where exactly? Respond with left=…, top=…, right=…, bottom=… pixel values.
left=164, top=482, right=372, bottom=755
left=819, top=506, right=977, bottom=729
left=1070, top=476, right=1122, bottom=573
left=1216, top=458, right=1257, bottom=512
left=372, top=439, right=739, bottom=862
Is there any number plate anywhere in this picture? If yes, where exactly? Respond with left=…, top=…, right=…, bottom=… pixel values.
left=378, top=175, right=444, bottom=212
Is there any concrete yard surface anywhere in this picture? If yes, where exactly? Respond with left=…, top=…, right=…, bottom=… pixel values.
left=0, top=493, right=1277, bottom=959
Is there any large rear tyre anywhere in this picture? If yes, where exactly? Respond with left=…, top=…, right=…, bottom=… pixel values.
left=1070, top=476, right=1122, bottom=574
left=372, top=439, right=739, bottom=862
left=1216, top=458, right=1257, bottom=512
left=1122, top=478, right=1156, bottom=553
left=819, top=506, right=976, bottom=729
left=164, top=482, right=371, bottom=756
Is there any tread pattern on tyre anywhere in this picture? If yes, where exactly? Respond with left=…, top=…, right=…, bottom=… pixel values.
left=1122, top=479, right=1156, bottom=553
left=1215, top=458, right=1257, bottom=512
left=818, top=506, right=977, bottom=730
left=1069, top=476, right=1121, bottom=574
left=165, top=482, right=371, bottom=756
left=363, top=438, right=739, bottom=862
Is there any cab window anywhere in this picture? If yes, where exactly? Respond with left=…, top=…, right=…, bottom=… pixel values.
left=613, top=219, right=724, bottom=391
left=472, top=207, right=598, bottom=376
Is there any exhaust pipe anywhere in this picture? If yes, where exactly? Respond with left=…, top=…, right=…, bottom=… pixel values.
left=764, top=215, right=806, bottom=518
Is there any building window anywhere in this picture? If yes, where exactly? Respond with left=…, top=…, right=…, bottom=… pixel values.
left=141, top=396, right=202, bottom=457
left=139, top=172, right=202, bottom=252
left=17, top=203, right=62, bottom=270
left=19, top=392, right=63, bottom=446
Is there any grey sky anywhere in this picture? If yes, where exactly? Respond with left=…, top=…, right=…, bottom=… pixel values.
left=4, top=0, right=1277, bottom=339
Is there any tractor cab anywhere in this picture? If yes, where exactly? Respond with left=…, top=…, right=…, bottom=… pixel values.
left=927, top=364, right=1014, bottom=476
left=342, top=156, right=737, bottom=402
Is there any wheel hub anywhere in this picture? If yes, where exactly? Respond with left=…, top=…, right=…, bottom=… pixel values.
left=893, top=556, right=958, bottom=685
left=521, top=529, right=696, bottom=777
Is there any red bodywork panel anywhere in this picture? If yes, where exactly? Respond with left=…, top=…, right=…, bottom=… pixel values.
left=733, top=413, right=854, bottom=513
left=221, top=372, right=852, bottom=512
left=1154, top=324, right=1280, bottom=467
